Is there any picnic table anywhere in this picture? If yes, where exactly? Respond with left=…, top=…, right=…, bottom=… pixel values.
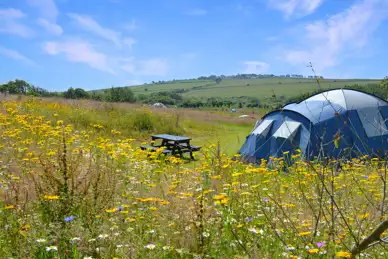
left=140, top=134, right=201, bottom=159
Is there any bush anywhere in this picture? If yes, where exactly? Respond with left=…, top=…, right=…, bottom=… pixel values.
left=133, top=111, right=154, bottom=131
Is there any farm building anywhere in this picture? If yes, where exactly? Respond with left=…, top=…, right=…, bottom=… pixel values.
left=239, top=89, right=388, bottom=163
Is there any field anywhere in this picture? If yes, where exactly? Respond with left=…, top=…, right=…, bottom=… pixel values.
left=123, top=78, right=380, bottom=100
left=0, top=96, right=387, bottom=258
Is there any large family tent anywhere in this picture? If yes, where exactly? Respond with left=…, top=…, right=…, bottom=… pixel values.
left=239, top=89, right=388, bottom=163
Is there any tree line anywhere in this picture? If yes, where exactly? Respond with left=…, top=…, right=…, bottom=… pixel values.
left=1, top=77, right=387, bottom=110
left=0, top=79, right=53, bottom=97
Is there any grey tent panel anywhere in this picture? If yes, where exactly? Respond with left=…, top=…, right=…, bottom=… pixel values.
left=252, top=119, right=273, bottom=137
left=273, top=121, right=301, bottom=140
left=357, top=107, right=388, bottom=137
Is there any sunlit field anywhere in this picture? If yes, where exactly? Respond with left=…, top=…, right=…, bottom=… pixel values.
left=0, top=98, right=387, bottom=258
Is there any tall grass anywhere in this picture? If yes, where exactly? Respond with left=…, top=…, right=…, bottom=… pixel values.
left=1, top=98, right=386, bottom=258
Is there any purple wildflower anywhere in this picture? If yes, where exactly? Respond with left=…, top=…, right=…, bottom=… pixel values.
left=245, top=217, right=253, bottom=223
left=263, top=198, right=269, bottom=203
left=364, top=175, right=368, bottom=180
left=315, top=241, right=326, bottom=248
left=118, top=206, right=124, bottom=212
left=64, top=216, right=74, bottom=222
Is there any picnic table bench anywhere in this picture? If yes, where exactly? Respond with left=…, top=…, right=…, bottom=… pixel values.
left=140, top=134, right=201, bottom=159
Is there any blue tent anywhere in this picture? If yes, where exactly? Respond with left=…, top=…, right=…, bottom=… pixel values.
left=239, top=89, right=388, bottom=163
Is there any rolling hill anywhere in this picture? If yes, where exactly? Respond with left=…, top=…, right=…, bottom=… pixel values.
left=94, top=78, right=381, bottom=101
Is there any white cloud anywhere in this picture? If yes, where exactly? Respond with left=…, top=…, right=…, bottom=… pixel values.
left=43, top=39, right=114, bottom=73
left=124, top=19, right=137, bottom=31
left=37, top=18, right=63, bottom=35
left=269, top=0, right=324, bottom=18
left=243, top=61, right=270, bottom=74
left=185, top=9, right=207, bottom=16
left=266, top=36, right=279, bottom=41
left=123, top=37, right=136, bottom=48
left=67, top=13, right=122, bottom=47
left=0, top=8, right=24, bottom=19
left=137, top=58, right=168, bottom=76
left=181, top=52, right=197, bottom=61
left=27, top=0, right=59, bottom=21
left=283, top=0, right=388, bottom=73
left=27, top=0, right=63, bottom=35
left=120, top=58, right=168, bottom=76
left=0, top=46, right=36, bottom=66
left=0, top=8, right=33, bottom=37
left=120, top=58, right=136, bottom=73
left=126, top=79, right=142, bottom=86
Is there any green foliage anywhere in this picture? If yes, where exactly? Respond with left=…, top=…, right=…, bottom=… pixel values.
left=141, top=91, right=183, bottom=105
left=64, top=87, right=90, bottom=99
left=107, top=87, right=135, bottom=102
left=381, top=76, right=388, bottom=87
left=0, top=79, right=52, bottom=97
left=133, top=111, right=154, bottom=131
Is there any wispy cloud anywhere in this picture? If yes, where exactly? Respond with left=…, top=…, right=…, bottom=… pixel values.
left=126, top=79, right=142, bottom=86
left=243, top=61, right=270, bottom=74
left=37, top=18, right=63, bottom=35
left=120, top=58, right=168, bottom=76
left=283, top=0, right=388, bottom=73
left=266, top=36, right=279, bottom=41
left=0, top=46, right=36, bottom=66
left=67, top=13, right=122, bottom=47
left=185, top=8, right=208, bottom=16
left=269, top=0, right=324, bottom=18
left=27, top=0, right=59, bottom=20
left=137, top=58, right=168, bottom=76
left=120, top=57, right=136, bottom=73
left=43, top=39, right=114, bottom=73
left=27, top=0, right=63, bottom=35
left=123, top=38, right=136, bottom=48
left=181, top=52, right=197, bottom=61
left=0, top=8, right=34, bottom=37
left=123, top=19, right=137, bottom=31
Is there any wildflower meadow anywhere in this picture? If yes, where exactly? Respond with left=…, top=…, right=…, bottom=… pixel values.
left=0, top=98, right=387, bottom=258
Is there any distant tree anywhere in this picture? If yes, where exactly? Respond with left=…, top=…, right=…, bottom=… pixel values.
left=381, top=76, right=388, bottom=87
left=109, top=87, right=135, bottom=102
left=64, top=87, right=76, bottom=99
left=91, top=92, right=103, bottom=101
left=74, top=88, right=90, bottom=99
left=215, top=78, right=222, bottom=84
left=0, top=79, right=31, bottom=95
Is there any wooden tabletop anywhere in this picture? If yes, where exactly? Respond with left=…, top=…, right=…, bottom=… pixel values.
left=151, top=134, right=191, bottom=142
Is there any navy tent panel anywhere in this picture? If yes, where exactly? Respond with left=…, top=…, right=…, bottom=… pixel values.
left=239, top=89, right=388, bottom=162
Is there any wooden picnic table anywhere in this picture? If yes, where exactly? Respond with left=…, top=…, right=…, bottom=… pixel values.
left=141, top=134, right=201, bottom=159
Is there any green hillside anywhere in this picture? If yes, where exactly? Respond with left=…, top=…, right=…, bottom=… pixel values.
left=119, top=78, right=380, bottom=100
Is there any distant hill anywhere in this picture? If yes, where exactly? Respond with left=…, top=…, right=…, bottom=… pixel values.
left=92, top=77, right=381, bottom=101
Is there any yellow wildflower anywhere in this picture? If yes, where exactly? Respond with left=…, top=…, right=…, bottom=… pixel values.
left=43, top=195, right=59, bottom=200
left=336, top=251, right=352, bottom=258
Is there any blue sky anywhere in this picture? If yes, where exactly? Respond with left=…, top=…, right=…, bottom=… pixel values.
left=0, top=0, right=388, bottom=91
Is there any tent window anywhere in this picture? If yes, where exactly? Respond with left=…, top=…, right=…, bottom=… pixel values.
left=357, top=108, right=388, bottom=137
left=273, top=121, right=301, bottom=140
left=252, top=119, right=273, bottom=137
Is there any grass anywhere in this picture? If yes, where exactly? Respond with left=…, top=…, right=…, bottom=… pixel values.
left=117, top=78, right=381, bottom=100
left=0, top=97, right=387, bottom=258
left=8, top=96, right=257, bottom=156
